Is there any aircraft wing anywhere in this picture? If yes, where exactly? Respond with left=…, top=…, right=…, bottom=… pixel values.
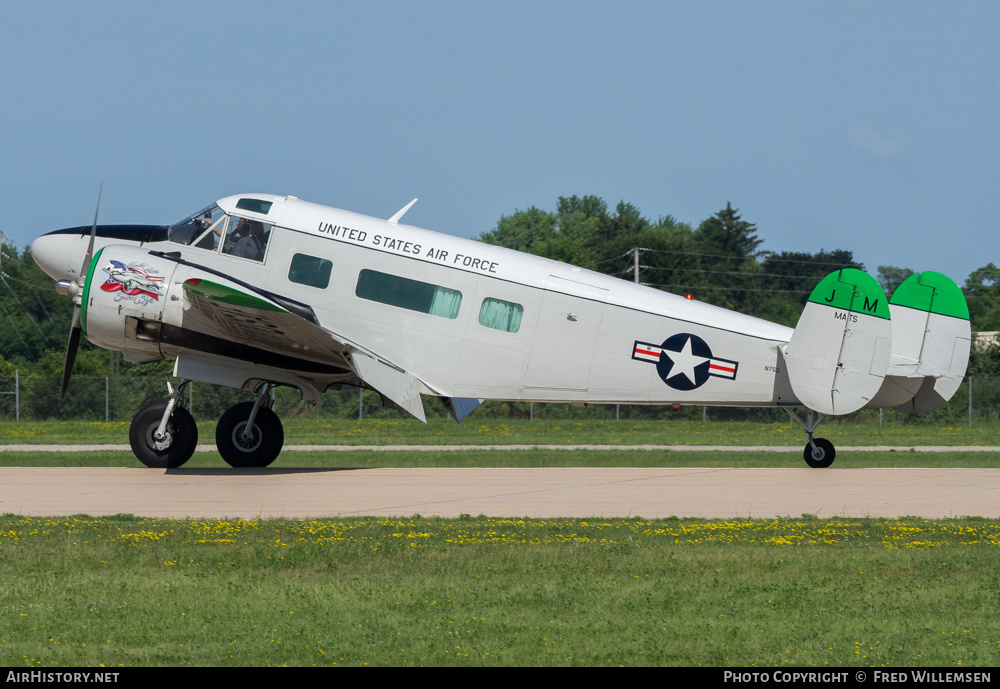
left=178, top=277, right=443, bottom=421
left=180, top=278, right=348, bottom=365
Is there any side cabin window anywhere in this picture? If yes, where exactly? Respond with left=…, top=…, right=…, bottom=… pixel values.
left=355, top=269, right=462, bottom=319
left=288, top=253, right=333, bottom=289
left=220, top=217, right=272, bottom=262
left=168, top=204, right=228, bottom=250
left=479, top=297, right=524, bottom=333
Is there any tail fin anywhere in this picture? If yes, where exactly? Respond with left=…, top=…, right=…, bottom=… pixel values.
left=878, top=271, right=970, bottom=413
left=782, top=268, right=891, bottom=414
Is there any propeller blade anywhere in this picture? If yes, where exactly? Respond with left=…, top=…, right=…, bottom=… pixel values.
left=79, top=183, right=102, bottom=279
left=60, top=307, right=82, bottom=397
left=61, top=186, right=101, bottom=397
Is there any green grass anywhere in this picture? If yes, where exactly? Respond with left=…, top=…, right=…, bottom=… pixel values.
left=2, top=419, right=998, bottom=667
left=1, top=515, right=997, bottom=667
left=2, top=418, right=997, bottom=447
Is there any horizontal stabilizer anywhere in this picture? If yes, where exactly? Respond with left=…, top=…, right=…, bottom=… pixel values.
left=783, top=268, right=891, bottom=415
left=865, top=374, right=924, bottom=409
left=884, top=271, right=971, bottom=414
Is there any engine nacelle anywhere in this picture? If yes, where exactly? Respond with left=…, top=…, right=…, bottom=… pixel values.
left=81, top=245, right=182, bottom=361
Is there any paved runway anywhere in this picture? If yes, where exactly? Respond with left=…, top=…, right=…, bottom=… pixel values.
left=0, top=466, right=997, bottom=519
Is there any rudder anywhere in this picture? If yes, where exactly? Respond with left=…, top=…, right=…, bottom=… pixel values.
left=782, top=268, right=891, bottom=415
left=886, top=271, right=971, bottom=413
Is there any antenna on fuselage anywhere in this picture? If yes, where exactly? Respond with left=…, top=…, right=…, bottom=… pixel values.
left=388, top=198, right=418, bottom=224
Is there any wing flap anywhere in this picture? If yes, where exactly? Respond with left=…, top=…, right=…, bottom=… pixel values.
left=350, top=353, right=430, bottom=423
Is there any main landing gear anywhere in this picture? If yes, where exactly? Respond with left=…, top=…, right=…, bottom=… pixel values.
left=129, top=379, right=198, bottom=469
left=128, top=380, right=285, bottom=469
left=784, top=408, right=836, bottom=469
left=214, top=384, right=284, bottom=468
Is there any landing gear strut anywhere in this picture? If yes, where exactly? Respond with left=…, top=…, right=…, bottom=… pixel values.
left=215, top=383, right=284, bottom=468
left=785, top=408, right=836, bottom=468
left=129, top=378, right=198, bottom=468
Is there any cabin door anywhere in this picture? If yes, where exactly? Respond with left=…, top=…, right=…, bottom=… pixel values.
left=523, top=289, right=605, bottom=391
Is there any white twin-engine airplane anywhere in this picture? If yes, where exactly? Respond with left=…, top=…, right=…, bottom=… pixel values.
left=31, top=193, right=971, bottom=469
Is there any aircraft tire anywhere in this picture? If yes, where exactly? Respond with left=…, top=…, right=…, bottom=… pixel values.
left=803, top=438, right=835, bottom=469
left=129, top=402, right=199, bottom=469
left=216, top=402, right=284, bottom=468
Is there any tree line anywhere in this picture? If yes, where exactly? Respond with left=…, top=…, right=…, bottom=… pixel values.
left=478, top=196, right=1000, bottom=329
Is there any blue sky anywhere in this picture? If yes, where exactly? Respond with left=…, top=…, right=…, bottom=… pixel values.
left=1, top=1, right=997, bottom=286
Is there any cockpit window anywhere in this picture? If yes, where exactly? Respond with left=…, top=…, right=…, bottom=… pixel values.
left=220, top=216, right=272, bottom=262
left=236, top=198, right=273, bottom=215
left=169, top=204, right=229, bottom=250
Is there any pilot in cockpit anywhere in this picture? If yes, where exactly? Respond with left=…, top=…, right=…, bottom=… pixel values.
left=231, top=220, right=268, bottom=260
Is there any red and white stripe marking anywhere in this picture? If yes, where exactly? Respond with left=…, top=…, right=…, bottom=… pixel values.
left=631, top=340, right=739, bottom=380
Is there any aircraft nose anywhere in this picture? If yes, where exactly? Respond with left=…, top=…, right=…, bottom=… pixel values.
left=31, top=231, right=80, bottom=282
left=32, top=224, right=169, bottom=283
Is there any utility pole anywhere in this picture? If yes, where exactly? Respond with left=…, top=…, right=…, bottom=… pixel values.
left=632, top=247, right=648, bottom=284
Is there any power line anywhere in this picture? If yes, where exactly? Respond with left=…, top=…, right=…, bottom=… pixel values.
left=601, top=262, right=848, bottom=283
left=578, top=249, right=639, bottom=269
left=640, top=246, right=861, bottom=267
left=0, top=300, right=30, bottom=353
left=642, top=282, right=814, bottom=295
left=0, top=274, right=51, bottom=345
left=1, top=270, right=53, bottom=291
left=634, top=265, right=834, bottom=280
left=0, top=234, right=50, bottom=347
left=581, top=247, right=860, bottom=271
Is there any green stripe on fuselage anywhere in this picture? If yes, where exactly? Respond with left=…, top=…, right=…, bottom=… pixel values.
left=80, top=247, right=104, bottom=338
left=182, top=279, right=288, bottom=313
left=807, top=268, right=890, bottom=319
left=890, top=271, right=970, bottom=320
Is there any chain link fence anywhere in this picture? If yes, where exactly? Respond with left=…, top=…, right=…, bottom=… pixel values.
left=1, top=373, right=998, bottom=425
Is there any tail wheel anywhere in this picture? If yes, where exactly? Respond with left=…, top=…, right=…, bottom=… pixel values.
left=215, top=402, right=284, bottom=468
left=803, top=438, right=835, bottom=469
left=129, top=402, right=198, bottom=469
